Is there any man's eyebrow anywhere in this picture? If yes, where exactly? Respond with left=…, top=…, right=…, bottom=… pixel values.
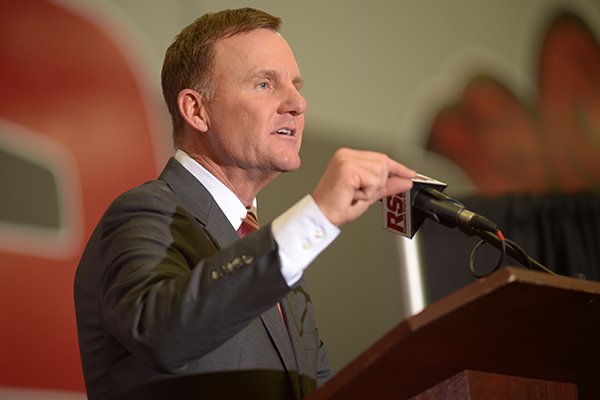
left=250, top=69, right=304, bottom=89
left=293, top=76, right=304, bottom=90
left=251, top=69, right=277, bottom=80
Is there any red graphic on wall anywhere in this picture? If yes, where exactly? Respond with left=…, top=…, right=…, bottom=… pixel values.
left=428, top=13, right=600, bottom=196
left=0, top=0, right=161, bottom=392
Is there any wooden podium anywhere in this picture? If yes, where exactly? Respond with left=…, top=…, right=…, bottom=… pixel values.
left=309, top=267, right=600, bottom=399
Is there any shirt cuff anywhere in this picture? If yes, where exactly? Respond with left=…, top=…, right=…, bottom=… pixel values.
left=272, top=194, right=340, bottom=286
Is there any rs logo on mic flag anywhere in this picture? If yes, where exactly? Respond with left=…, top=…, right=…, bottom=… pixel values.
left=383, top=174, right=447, bottom=238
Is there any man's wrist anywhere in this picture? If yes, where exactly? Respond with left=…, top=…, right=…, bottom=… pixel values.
left=271, top=195, right=340, bottom=286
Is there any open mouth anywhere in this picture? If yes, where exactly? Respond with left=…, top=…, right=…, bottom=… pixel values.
left=275, top=128, right=294, bottom=136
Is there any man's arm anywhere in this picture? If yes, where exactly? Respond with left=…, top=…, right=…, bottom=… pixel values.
left=97, top=184, right=289, bottom=373
left=313, top=148, right=416, bottom=226
left=271, top=148, right=416, bottom=284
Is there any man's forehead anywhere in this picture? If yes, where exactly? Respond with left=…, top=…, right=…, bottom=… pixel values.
left=216, top=28, right=279, bottom=51
left=213, top=29, right=301, bottom=76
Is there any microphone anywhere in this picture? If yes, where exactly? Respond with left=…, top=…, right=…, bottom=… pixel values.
left=383, top=174, right=498, bottom=238
left=383, top=175, right=558, bottom=278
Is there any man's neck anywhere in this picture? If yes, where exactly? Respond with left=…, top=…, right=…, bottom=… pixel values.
left=177, top=146, right=278, bottom=207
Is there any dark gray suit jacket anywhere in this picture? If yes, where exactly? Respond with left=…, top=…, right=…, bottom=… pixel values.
left=74, top=158, right=331, bottom=399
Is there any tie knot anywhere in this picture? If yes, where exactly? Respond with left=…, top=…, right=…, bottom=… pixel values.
left=237, top=209, right=259, bottom=238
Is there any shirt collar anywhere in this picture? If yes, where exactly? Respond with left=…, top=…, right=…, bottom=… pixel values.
left=174, top=149, right=256, bottom=230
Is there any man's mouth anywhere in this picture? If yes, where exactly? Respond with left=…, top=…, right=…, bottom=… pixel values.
left=275, top=128, right=294, bottom=136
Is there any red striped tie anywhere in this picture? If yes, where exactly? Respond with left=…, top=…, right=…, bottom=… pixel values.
left=237, top=209, right=259, bottom=238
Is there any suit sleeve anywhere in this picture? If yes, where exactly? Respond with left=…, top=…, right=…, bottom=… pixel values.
left=95, top=185, right=290, bottom=373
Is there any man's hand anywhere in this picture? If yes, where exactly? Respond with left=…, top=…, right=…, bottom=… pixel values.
left=312, top=148, right=416, bottom=226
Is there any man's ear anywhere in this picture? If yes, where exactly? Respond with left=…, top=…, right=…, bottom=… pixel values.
left=177, top=89, right=209, bottom=132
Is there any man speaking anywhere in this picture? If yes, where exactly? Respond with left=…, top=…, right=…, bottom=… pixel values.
left=74, top=7, right=415, bottom=400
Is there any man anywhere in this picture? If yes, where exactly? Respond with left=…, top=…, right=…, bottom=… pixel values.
left=74, top=7, right=415, bottom=400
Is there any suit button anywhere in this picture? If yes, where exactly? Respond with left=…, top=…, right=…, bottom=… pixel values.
left=241, top=255, right=254, bottom=264
left=224, top=262, right=235, bottom=272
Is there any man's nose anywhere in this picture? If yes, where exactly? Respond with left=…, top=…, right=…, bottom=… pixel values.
left=279, top=86, right=307, bottom=116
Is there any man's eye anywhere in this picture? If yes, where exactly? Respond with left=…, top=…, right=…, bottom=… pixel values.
left=258, top=82, right=270, bottom=89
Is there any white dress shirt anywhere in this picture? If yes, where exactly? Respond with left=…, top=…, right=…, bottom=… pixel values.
left=175, top=150, right=340, bottom=286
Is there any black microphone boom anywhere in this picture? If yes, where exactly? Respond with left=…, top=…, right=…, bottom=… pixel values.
left=412, top=187, right=499, bottom=233
left=382, top=174, right=499, bottom=239
left=382, top=175, right=555, bottom=277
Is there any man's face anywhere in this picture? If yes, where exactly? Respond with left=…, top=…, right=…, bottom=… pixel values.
left=203, top=28, right=306, bottom=178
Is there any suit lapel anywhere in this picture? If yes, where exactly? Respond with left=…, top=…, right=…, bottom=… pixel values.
left=261, top=305, right=296, bottom=368
left=281, top=284, right=310, bottom=371
left=158, top=157, right=239, bottom=248
left=280, top=284, right=317, bottom=399
left=261, top=302, right=301, bottom=399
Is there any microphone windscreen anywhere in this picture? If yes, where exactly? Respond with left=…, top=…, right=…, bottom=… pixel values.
left=383, top=174, right=448, bottom=238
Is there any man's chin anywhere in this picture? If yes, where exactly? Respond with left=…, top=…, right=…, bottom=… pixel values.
left=268, top=149, right=301, bottom=172
left=278, top=156, right=301, bottom=173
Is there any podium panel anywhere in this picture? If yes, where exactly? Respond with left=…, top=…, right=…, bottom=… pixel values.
left=413, top=370, right=578, bottom=400
left=309, top=267, right=600, bottom=399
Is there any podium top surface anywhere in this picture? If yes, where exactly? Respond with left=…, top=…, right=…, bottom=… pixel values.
left=310, top=267, right=600, bottom=400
